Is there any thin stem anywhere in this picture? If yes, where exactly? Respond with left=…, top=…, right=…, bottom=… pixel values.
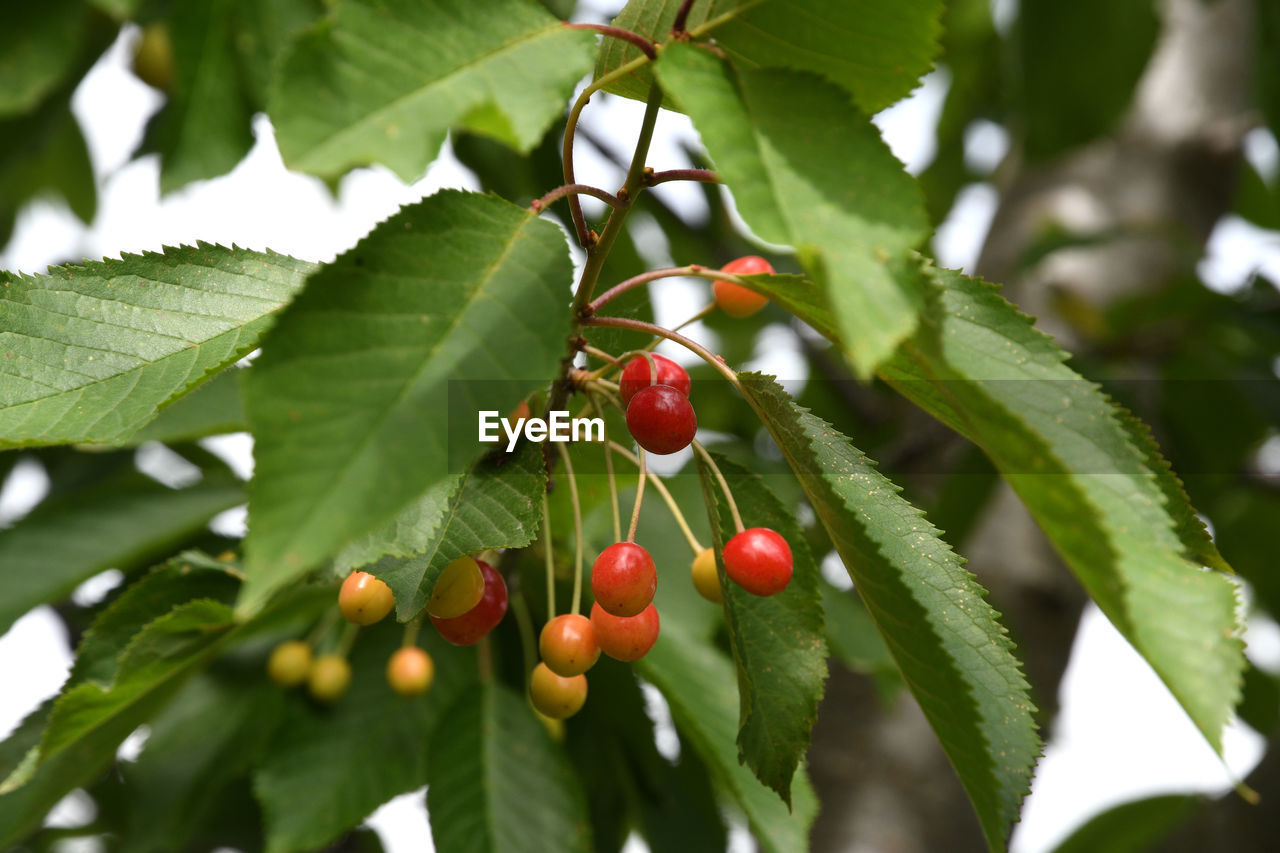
left=586, top=265, right=749, bottom=315
left=402, top=613, right=424, bottom=648
left=627, top=447, right=647, bottom=542
left=582, top=344, right=621, bottom=367
left=556, top=443, right=586, bottom=616
left=305, top=606, right=340, bottom=647
left=477, top=635, right=493, bottom=680
left=532, top=183, right=622, bottom=212
left=510, top=589, right=537, bottom=685
left=610, top=441, right=704, bottom=555
left=693, top=440, right=745, bottom=533
left=673, top=303, right=715, bottom=332
left=582, top=315, right=741, bottom=390
left=645, top=168, right=719, bottom=186
left=564, top=22, right=656, bottom=59
left=336, top=622, right=359, bottom=657
left=592, top=396, right=623, bottom=542
left=672, top=0, right=696, bottom=34
left=543, top=493, right=556, bottom=618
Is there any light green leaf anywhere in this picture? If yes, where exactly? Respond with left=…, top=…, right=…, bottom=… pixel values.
left=737, top=371, right=1039, bottom=851
left=0, top=472, right=244, bottom=637
left=269, top=0, right=595, bottom=182
left=694, top=451, right=826, bottom=805
left=0, top=245, right=313, bottom=448
left=241, top=191, right=573, bottom=614
left=344, top=440, right=547, bottom=620
left=656, top=46, right=928, bottom=376
left=0, top=0, right=88, bottom=118
left=427, top=681, right=592, bottom=853
left=122, top=367, right=247, bottom=446
left=877, top=263, right=1243, bottom=751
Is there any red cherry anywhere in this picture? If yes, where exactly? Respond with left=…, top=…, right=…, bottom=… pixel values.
left=715, top=256, right=774, bottom=318
left=590, top=602, right=660, bottom=662
left=722, top=528, right=793, bottom=596
left=530, top=662, right=588, bottom=719
left=539, top=614, right=600, bottom=677
left=625, top=385, right=697, bottom=455
left=430, top=560, right=508, bottom=645
left=590, top=542, right=657, bottom=617
left=618, top=354, right=691, bottom=406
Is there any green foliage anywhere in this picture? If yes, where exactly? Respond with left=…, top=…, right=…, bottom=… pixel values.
left=1050, top=794, right=1201, bottom=853
left=0, top=0, right=89, bottom=118
left=738, top=372, right=1039, bottom=851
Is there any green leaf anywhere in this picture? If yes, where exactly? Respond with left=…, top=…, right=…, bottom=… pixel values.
left=876, top=263, right=1244, bottom=751
left=242, top=190, right=573, bottom=614
left=0, top=701, right=56, bottom=847
left=427, top=681, right=592, bottom=853
left=693, top=451, right=826, bottom=805
left=1050, top=794, right=1200, bottom=853
left=122, top=367, right=247, bottom=445
left=341, top=440, right=547, bottom=620
left=736, top=371, right=1039, bottom=851
left=0, top=0, right=89, bottom=118
left=0, top=245, right=313, bottom=448
left=255, top=623, right=475, bottom=853
left=269, top=0, right=596, bottom=182
left=656, top=46, right=928, bottom=376
left=819, top=578, right=897, bottom=684
left=0, top=472, right=244, bottom=637
left=230, top=0, right=325, bottom=111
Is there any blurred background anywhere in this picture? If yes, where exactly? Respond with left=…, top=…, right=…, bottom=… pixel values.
left=3, top=0, right=1280, bottom=851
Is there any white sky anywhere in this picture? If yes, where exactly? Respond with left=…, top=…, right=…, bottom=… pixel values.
left=2, top=11, right=1277, bottom=853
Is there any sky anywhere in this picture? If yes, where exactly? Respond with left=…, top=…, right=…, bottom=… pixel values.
left=2, top=5, right=1279, bottom=852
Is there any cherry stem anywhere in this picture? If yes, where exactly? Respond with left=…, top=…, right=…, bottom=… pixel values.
left=402, top=614, right=424, bottom=648
left=672, top=0, right=696, bottom=34
left=609, top=440, right=704, bottom=555
left=627, top=447, right=647, bottom=542
left=532, top=183, right=622, bottom=213
left=693, top=440, right=745, bottom=533
left=336, top=622, right=359, bottom=657
left=477, top=635, right=494, bottom=681
left=673, top=303, right=715, bottom=332
left=583, top=315, right=741, bottom=391
left=305, top=606, right=340, bottom=647
left=564, top=22, right=657, bottom=59
left=556, top=443, right=586, bottom=616
left=645, top=168, right=719, bottom=186
left=582, top=344, right=622, bottom=367
left=510, top=589, right=537, bottom=686
left=591, top=396, right=623, bottom=542
left=542, top=493, right=556, bottom=617
left=584, top=265, right=749, bottom=315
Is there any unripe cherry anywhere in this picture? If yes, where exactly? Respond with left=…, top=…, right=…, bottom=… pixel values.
left=338, top=570, right=395, bottom=625
left=426, top=555, right=485, bottom=619
left=690, top=548, right=723, bottom=604
left=386, top=646, right=435, bottom=696
left=722, top=527, right=793, bottom=596
left=307, top=654, right=352, bottom=704
left=529, top=662, right=588, bottom=719
left=539, top=613, right=600, bottom=677
left=267, top=640, right=313, bottom=687
left=590, top=542, right=657, bottom=617
left=431, top=560, right=508, bottom=646
left=590, top=602, right=660, bottom=662
left=625, top=385, right=697, bottom=455
left=714, top=256, right=774, bottom=318
left=619, top=354, right=692, bottom=406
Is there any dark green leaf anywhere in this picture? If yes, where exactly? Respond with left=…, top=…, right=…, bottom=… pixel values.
left=0, top=1, right=89, bottom=118
left=819, top=579, right=897, bottom=682
left=269, top=0, right=596, bottom=182
left=737, top=371, right=1039, bottom=851
left=656, top=47, right=929, bottom=376
left=1050, top=794, right=1200, bottom=853
left=693, top=452, right=826, bottom=804
left=0, top=245, right=313, bottom=447
left=242, top=191, right=573, bottom=613
left=427, top=681, right=592, bottom=853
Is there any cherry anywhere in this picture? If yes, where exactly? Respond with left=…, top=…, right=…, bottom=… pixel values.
left=338, top=570, right=395, bottom=625
left=590, top=602, right=660, bottom=661
left=690, top=548, right=723, bottom=604
left=619, top=354, right=691, bottom=406
left=431, top=559, right=508, bottom=645
left=715, top=256, right=774, bottom=318
left=426, top=555, right=485, bottom=619
left=539, top=613, right=600, bottom=677
left=529, top=662, right=588, bottom=719
left=722, top=527, right=793, bottom=596
left=267, top=640, right=313, bottom=687
left=307, top=654, right=352, bottom=704
left=590, top=542, right=657, bottom=617
left=386, top=646, right=435, bottom=696
left=626, top=385, right=697, bottom=455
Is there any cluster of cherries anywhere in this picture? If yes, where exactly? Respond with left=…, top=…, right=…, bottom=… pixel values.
left=266, top=256, right=796, bottom=722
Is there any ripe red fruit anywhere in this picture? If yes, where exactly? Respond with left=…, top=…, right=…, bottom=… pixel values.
left=386, top=646, right=435, bottom=696
left=722, top=527, right=793, bottom=596
left=530, top=662, right=588, bottom=719
left=539, top=614, right=600, bottom=677
left=625, top=385, right=697, bottom=455
left=338, top=571, right=395, bottom=625
left=431, top=560, right=508, bottom=645
left=618, top=354, right=691, bottom=406
left=590, top=602, right=660, bottom=661
left=590, top=542, right=657, bottom=617
left=715, top=256, right=774, bottom=318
